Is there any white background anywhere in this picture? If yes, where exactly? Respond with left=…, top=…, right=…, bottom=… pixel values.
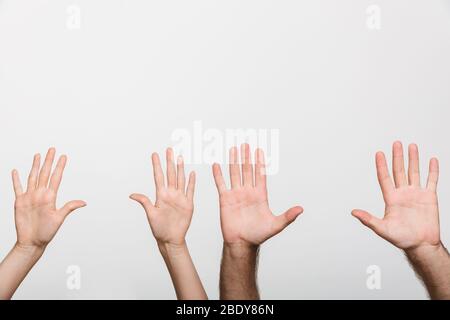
left=1, top=0, right=450, bottom=299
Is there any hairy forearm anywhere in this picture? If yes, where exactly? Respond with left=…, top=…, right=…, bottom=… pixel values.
left=405, top=242, right=450, bottom=300
left=158, top=242, right=207, bottom=300
left=0, top=244, right=45, bottom=300
left=220, top=243, right=260, bottom=300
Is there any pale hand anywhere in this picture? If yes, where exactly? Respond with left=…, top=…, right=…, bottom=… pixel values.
left=131, top=148, right=196, bottom=246
left=13, top=148, right=86, bottom=249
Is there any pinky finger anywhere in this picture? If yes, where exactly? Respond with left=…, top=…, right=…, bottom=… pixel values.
left=426, top=158, right=439, bottom=192
left=12, top=170, right=24, bottom=197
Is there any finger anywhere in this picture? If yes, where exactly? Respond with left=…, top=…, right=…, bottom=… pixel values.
left=392, top=141, right=407, bottom=187
left=186, top=171, right=196, bottom=202
left=351, top=209, right=387, bottom=236
left=241, top=144, right=254, bottom=187
left=59, top=200, right=86, bottom=219
left=12, top=170, right=23, bottom=197
left=166, top=148, right=177, bottom=188
left=152, top=153, right=165, bottom=190
left=212, top=163, right=227, bottom=194
left=229, top=146, right=241, bottom=188
left=130, top=193, right=155, bottom=214
left=255, top=148, right=267, bottom=188
left=376, top=152, right=395, bottom=197
left=272, top=206, right=304, bottom=235
left=408, top=144, right=421, bottom=187
left=177, top=155, right=186, bottom=191
left=38, top=148, right=56, bottom=188
left=49, top=155, right=67, bottom=193
left=426, top=158, right=439, bottom=192
left=26, top=154, right=41, bottom=192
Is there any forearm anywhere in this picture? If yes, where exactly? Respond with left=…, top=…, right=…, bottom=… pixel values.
left=158, top=242, right=207, bottom=300
left=0, top=244, right=45, bottom=300
left=220, top=243, right=260, bottom=300
left=405, top=242, right=450, bottom=300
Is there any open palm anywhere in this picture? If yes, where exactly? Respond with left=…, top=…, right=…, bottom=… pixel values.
left=213, top=144, right=303, bottom=246
left=131, top=148, right=196, bottom=246
left=352, top=142, right=440, bottom=250
left=13, top=148, right=86, bottom=249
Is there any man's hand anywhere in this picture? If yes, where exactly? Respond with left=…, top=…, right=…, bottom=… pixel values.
left=0, top=148, right=86, bottom=300
left=213, top=144, right=303, bottom=246
left=352, top=141, right=450, bottom=299
left=352, top=142, right=440, bottom=251
left=130, top=148, right=207, bottom=300
left=13, top=148, right=86, bottom=251
left=214, top=144, right=303, bottom=300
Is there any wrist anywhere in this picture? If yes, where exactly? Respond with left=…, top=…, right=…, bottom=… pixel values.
left=12, top=243, right=46, bottom=261
left=405, top=242, right=447, bottom=262
left=157, top=241, right=188, bottom=258
left=223, top=242, right=259, bottom=259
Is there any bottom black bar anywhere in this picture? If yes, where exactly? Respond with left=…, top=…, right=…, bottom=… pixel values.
left=1, top=300, right=448, bottom=318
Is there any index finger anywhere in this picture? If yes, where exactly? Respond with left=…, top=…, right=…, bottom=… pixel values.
left=152, top=153, right=165, bottom=191
left=49, top=155, right=68, bottom=193
left=376, top=152, right=395, bottom=199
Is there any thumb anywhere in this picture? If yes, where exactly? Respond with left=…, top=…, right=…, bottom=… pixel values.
left=130, top=193, right=154, bottom=213
left=60, top=200, right=86, bottom=219
left=272, top=206, right=304, bottom=234
left=351, top=209, right=386, bottom=236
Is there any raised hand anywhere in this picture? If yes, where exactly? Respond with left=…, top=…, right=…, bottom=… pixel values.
left=213, top=144, right=303, bottom=246
left=13, top=148, right=86, bottom=250
left=130, top=148, right=207, bottom=300
left=352, top=142, right=440, bottom=251
left=214, top=144, right=303, bottom=300
left=130, top=148, right=195, bottom=246
left=0, top=148, right=86, bottom=300
left=352, top=142, right=450, bottom=299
